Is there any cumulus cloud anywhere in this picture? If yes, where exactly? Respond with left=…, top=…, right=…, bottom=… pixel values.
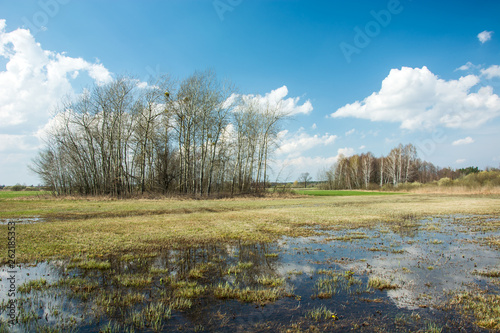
left=280, top=156, right=336, bottom=179
left=279, top=147, right=353, bottom=172
left=345, top=128, right=355, bottom=136
left=272, top=146, right=354, bottom=182
left=230, top=86, right=313, bottom=116
left=0, top=134, right=41, bottom=152
left=277, top=130, right=337, bottom=158
left=456, top=62, right=472, bottom=71
left=330, top=66, right=500, bottom=130
left=0, top=19, right=113, bottom=184
left=455, top=62, right=481, bottom=72
left=337, top=147, right=355, bottom=157
left=452, top=136, right=474, bottom=146
left=477, top=30, right=493, bottom=43
left=0, top=19, right=112, bottom=131
left=456, top=159, right=466, bottom=164
left=481, top=65, right=500, bottom=79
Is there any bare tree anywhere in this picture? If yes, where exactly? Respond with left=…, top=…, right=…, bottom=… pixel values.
left=360, top=152, right=373, bottom=189
left=299, top=172, right=312, bottom=188
left=30, top=71, right=293, bottom=197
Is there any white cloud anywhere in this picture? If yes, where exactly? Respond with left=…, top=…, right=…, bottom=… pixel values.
left=455, top=62, right=480, bottom=72
left=280, top=156, right=338, bottom=171
left=0, top=134, right=41, bottom=152
left=311, top=123, right=317, bottom=129
left=277, top=131, right=337, bottom=158
left=481, top=65, right=500, bottom=79
left=478, top=30, right=493, bottom=43
left=337, top=147, right=355, bottom=157
left=0, top=20, right=112, bottom=131
left=452, top=136, right=474, bottom=146
left=330, top=66, right=500, bottom=130
left=359, top=145, right=366, bottom=150
left=0, top=20, right=113, bottom=185
left=345, top=128, right=355, bottom=136
left=272, top=146, right=355, bottom=182
left=456, top=62, right=471, bottom=71
left=231, top=86, right=313, bottom=116
left=456, top=159, right=466, bottom=164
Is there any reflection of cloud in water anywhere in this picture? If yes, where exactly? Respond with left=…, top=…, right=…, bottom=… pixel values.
left=1, top=216, right=498, bottom=331
left=0, top=261, right=86, bottom=332
left=343, top=220, right=500, bottom=310
left=0, top=217, right=47, bottom=225
left=277, top=262, right=315, bottom=278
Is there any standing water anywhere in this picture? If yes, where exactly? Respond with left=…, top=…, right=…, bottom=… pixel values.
left=1, top=215, right=499, bottom=332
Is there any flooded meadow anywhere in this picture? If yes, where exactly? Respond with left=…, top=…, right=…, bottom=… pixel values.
left=1, top=214, right=499, bottom=332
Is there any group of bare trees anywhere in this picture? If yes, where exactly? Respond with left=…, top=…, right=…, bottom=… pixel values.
left=320, top=143, right=445, bottom=189
left=31, top=71, right=289, bottom=196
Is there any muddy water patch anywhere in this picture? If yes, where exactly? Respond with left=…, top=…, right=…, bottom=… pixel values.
left=0, top=217, right=46, bottom=225
left=311, top=216, right=500, bottom=309
left=0, top=215, right=498, bottom=332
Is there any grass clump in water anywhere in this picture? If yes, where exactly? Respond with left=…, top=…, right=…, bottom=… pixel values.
left=332, top=232, right=368, bottom=241
left=368, top=276, right=399, bottom=291
left=450, top=291, right=500, bottom=330
left=99, top=321, right=123, bottom=333
left=227, top=261, right=254, bottom=274
left=55, top=277, right=98, bottom=293
left=472, top=270, right=500, bottom=278
left=313, top=270, right=363, bottom=298
left=116, top=274, right=152, bottom=287
left=169, top=279, right=198, bottom=289
left=314, top=276, right=341, bottom=298
left=175, top=284, right=207, bottom=298
left=169, top=297, right=192, bottom=310
left=306, top=305, right=336, bottom=321
left=67, top=259, right=111, bottom=270
left=130, top=302, right=171, bottom=332
left=17, top=278, right=48, bottom=293
left=213, top=282, right=284, bottom=305
left=257, top=275, right=285, bottom=287
left=187, top=262, right=215, bottom=279
left=424, top=322, right=443, bottom=333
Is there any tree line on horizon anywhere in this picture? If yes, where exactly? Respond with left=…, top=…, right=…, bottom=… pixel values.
left=30, top=70, right=289, bottom=196
left=318, top=143, right=497, bottom=190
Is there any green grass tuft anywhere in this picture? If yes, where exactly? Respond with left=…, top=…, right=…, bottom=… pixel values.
left=17, top=278, right=48, bottom=293
left=368, top=276, right=399, bottom=291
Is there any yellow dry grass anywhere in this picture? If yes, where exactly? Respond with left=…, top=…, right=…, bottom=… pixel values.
left=407, top=186, right=500, bottom=195
left=1, top=193, right=499, bottom=263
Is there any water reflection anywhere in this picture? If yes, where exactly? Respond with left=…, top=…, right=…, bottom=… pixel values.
left=0, top=215, right=498, bottom=332
left=0, top=217, right=46, bottom=225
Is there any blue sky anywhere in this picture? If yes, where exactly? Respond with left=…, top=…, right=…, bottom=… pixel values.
left=1, top=0, right=500, bottom=185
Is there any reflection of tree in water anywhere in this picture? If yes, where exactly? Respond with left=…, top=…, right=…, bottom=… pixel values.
left=40, top=241, right=284, bottom=331
left=390, top=221, right=419, bottom=238
left=151, top=241, right=283, bottom=330
left=9, top=219, right=492, bottom=333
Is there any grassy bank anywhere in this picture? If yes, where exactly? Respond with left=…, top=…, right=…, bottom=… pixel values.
left=1, top=193, right=499, bottom=263
left=0, top=190, right=50, bottom=199
left=293, top=189, right=400, bottom=196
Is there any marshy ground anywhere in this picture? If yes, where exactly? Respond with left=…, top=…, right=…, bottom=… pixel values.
left=0, top=192, right=499, bottom=332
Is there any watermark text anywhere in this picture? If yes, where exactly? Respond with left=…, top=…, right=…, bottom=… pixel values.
left=6, top=220, right=17, bottom=327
